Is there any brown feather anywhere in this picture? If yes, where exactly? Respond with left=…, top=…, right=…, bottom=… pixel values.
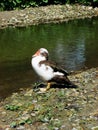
left=39, top=60, right=69, bottom=76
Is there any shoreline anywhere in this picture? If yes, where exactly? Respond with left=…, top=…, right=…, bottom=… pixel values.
left=0, top=68, right=98, bottom=129
left=0, top=4, right=98, bottom=29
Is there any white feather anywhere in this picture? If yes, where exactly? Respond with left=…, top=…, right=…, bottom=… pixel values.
left=31, top=48, right=65, bottom=81
left=31, top=55, right=54, bottom=81
left=54, top=72, right=64, bottom=76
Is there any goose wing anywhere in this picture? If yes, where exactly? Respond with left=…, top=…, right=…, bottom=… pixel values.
left=39, top=60, right=69, bottom=76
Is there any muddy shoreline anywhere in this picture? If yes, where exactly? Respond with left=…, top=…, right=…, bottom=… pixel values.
left=0, top=4, right=98, bottom=29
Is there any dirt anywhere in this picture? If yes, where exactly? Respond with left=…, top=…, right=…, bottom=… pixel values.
left=0, top=68, right=98, bottom=130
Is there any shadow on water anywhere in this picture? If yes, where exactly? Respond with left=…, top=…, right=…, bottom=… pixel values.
left=0, top=17, right=98, bottom=99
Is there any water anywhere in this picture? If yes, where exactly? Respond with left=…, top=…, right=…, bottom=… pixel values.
left=0, top=17, right=98, bottom=99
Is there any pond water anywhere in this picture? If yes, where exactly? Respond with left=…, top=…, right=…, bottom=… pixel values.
left=0, top=17, right=98, bottom=99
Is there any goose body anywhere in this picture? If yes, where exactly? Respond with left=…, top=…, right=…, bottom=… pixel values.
left=31, top=48, right=73, bottom=91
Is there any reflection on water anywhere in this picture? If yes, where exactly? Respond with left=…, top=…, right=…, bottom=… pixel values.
left=54, top=40, right=85, bottom=70
left=0, top=17, right=98, bottom=99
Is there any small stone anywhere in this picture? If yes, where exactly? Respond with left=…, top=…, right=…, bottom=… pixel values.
left=88, top=7, right=93, bottom=10
left=72, top=128, right=78, bottom=130
left=21, top=114, right=30, bottom=120
left=31, top=113, right=36, bottom=116
left=16, top=125, right=25, bottom=130
left=5, top=128, right=10, bottom=130
left=24, top=89, right=33, bottom=96
left=91, top=126, right=98, bottom=130
left=2, top=111, right=6, bottom=115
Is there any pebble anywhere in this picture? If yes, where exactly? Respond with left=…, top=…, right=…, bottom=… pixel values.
left=16, top=125, right=25, bottom=130
left=91, top=126, right=98, bottom=130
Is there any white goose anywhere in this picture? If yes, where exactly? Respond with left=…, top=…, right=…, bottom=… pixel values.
left=31, top=48, right=74, bottom=92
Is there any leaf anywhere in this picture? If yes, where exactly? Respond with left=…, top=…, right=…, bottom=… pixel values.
left=43, top=0, right=48, bottom=3
left=5, top=104, right=19, bottom=111
left=10, top=121, right=17, bottom=128
left=19, top=120, right=25, bottom=125
left=26, top=119, right=32, bottom=124
left=16, top=0, right=21, bottom=4
left=30, top=1, right=37, bottom=6
left=93, top=0, right=98, bottom=2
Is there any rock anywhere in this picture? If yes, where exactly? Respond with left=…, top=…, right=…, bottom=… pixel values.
left=91, top=126, right=98, bottom=130
left=16, top=125, right=25, bottom=130
left=24, top=89, right=33, bottom=96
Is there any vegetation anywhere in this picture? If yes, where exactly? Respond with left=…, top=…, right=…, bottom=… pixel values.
left=0, top=0, right=98, bottom=11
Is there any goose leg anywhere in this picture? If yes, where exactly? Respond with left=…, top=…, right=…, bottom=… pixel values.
left=40, top=82, right=51, bottom=92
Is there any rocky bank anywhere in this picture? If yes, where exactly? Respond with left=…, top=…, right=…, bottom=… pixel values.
left=0, top=4, right=98, bottom=29
left=0, top=68, right=98, bottom=130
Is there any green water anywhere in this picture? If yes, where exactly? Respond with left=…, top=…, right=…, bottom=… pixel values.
left=0, top=17, right=98, bottom=99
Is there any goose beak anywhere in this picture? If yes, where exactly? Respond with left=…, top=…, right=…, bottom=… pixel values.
left=32, top=50, right=40, bottom=57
